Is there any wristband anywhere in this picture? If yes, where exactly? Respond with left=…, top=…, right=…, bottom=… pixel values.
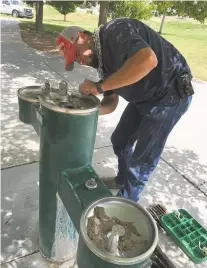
left=95, top=82, right=104, bottom=94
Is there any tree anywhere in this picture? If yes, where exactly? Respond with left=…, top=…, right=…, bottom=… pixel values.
left=109, top=1, right=154, bottom=21
left=173, top=1, right=187, bottom=19
left=81, top=1, right=97, bottom=8
left=25, top=1, right=44, bottom=31
left=188, top=1, right=207, bottom=24
left=175, top=1, right=207, bottom=24
left=35, top=1, right=44, bottom=31
left=49, top=1, right=76, bottom=21
left=155, top=1, right=174, bottom=34
left=98, top=1, right=109, bottom=26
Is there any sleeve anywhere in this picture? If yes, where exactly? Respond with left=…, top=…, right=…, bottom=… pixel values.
left=105, top=21, right=150, bottom=70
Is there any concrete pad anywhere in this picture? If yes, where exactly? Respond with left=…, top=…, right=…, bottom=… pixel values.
left=1, top=63, right=63, bottom=169
left=139, top=154, right=207, bottom=227
left=94, top=147, right=207, bottom=226
left=1, top=146, right=207, bottom=267
left=139, top=150, right=207, bottom=268
left=1, top=251, right=75, bottom=268
left=94, top=147, right=207, bottom=268
left=157, top=232, right=207, bottom=268
left=1, top=20, right=73, bottom=168
left=199, top=182, right=207, bottom=195
left=1, top=163, right=39, bottom=263
left=162, top=80, right=207, bottom=187
left=0, top=148, right=117, bottom=264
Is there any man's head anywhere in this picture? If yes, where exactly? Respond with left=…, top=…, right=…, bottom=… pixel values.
left=57, top=26, right=99, bottom=71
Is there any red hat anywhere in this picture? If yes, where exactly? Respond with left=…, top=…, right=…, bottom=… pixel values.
left=57, top=26, right=85, bottom=71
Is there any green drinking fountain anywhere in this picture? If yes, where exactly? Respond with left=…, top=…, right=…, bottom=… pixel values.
left=17, top=80, right=158, bottom=268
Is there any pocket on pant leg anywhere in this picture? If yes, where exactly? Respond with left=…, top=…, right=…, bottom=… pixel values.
left=175, top=96, right=192, bottom=116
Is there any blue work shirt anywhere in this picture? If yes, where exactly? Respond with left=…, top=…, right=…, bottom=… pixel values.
left=99, top=18, right=192, bottom=103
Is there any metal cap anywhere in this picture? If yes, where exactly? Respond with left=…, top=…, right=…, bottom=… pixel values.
left=39, top=93, right=100, bottom=115
left=17, top=80, right=100, bottom=115
left=85, top=178, right=98, bottom=190
left=17, top=86, right=43, bottom=103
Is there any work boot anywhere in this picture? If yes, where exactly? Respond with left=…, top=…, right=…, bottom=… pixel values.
left=102, top=177, right=123, bottom=189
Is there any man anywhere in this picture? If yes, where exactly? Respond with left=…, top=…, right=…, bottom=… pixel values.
left=57, top=18, right=194, bottom=202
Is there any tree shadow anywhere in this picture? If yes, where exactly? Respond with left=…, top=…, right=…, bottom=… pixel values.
left=20, top=20, right=66, bottom=33
left=20, top=27, right=59, bottom=54
left=93, top=146, right=207, bottom=226
left=1, top=145, right=206, bottom=265
left=162, top=146, right=207, bottom=188
left=1, top=19, right=102, bottom=169
left=1, top=163, right=39, bottom=263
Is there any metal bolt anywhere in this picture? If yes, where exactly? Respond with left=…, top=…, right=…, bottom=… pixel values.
left=42, top=80, right=51, bottom=94
left=58, top=80, right=68, bottom=96
left=85, top=178, right=97, bottom=190
left=71, top=97, right=82, bottom=108
left=107, top=231, right=119, bottom=255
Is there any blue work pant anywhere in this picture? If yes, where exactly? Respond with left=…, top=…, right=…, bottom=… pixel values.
left=111, top=89, right=192, bottom=202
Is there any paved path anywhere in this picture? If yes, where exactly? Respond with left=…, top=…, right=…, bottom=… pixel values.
left=1, top=18, right=127, bottom=168
left=1, top=19, right=207, bottom=268
left=1, top=148, right=207, bottom=268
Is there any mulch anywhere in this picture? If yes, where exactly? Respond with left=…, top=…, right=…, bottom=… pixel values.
left=20, top=27, right=59, bottom=55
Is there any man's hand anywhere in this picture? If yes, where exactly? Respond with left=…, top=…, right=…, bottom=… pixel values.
left=79, top=79, right=99, bottom=96
left=99, top=93, right=119, bottom=115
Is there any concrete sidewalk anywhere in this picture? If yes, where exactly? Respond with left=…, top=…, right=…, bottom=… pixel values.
left=1, top=19, right=207, bottom=268
left=1, top=147, right=207, bottom=268
left=1, top=18, right=127, bottom=169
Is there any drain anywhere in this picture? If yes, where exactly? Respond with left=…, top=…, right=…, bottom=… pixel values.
left=147, top=204, right=167, bottom=232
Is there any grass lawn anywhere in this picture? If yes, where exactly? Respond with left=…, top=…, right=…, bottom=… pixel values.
left=146, top=17, right=207, bottom=81
left=1, top=5, right=207, bottom=80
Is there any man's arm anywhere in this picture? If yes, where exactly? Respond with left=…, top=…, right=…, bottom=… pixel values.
left=79, top=48, right=157, bottom=96
left=101, top=47, right=157, bottom=92
left=79, top=21, right=158, bottom=96
left=99, top=93, right=119, bottom=115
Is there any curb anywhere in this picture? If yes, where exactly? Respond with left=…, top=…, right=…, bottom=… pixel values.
left=192, top=78, right=207, bottom=85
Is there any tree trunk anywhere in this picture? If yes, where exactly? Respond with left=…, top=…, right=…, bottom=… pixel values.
left=64, top=14, right=66, bottom=22
left=98, top=1, right=109, bottom=26
left=35, top=1, right=43, bottom=32
left=159, top=14, right=166, bottom=34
